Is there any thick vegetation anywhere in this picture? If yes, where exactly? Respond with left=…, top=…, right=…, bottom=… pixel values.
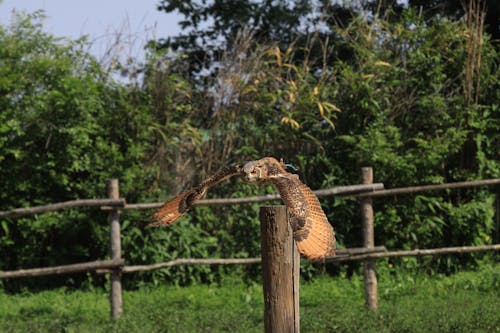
left=0, top=1, right=499, bottom=289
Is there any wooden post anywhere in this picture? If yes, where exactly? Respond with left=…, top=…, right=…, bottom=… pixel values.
left=360, top=167, right=379, bottom=310
left=107, top=179, right=123, bottom=320
left=495, top=187, right=499, bottom=244
left=260, top=206, right=300, bottom=333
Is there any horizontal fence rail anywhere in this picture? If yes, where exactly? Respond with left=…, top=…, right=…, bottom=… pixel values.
left=0, top=259, right=124, bottom=279
left=110, top=179, right=500, bottom=211
left=356, top=178, right=500, bottom=198
left=0, top=198, right=125, bottom=219
left=0, top=247, right=387, bottom=278
left=2, top=178, right=498, bottom=215
left=325, top=244, right=500, bottom=262
left=0, top=183, right=384, bottom=214
left=2, top=244, right=498, bottom=279
left=101, top=258, right=264, bottom=274
left=95, top=247, right=388, bottom=274
left=124, top=178, right=500, bottom=209
left=122, top=183, right=385, bottom=210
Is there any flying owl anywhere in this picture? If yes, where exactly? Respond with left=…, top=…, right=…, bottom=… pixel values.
left=151, top=157, right=335, bottom=261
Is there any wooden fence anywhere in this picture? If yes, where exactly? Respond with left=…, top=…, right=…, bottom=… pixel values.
left=1, top=169, right=499, bottom=324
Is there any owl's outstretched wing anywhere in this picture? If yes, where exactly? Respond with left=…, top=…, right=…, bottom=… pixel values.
left=289, top=181, right=336, bottom=261
left=150, top=165, right=242, bottom=227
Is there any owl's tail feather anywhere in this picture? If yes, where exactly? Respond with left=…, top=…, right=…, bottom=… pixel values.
left=149, top=189, right=197, bottom=227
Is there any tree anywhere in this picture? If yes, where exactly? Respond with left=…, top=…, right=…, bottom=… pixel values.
left=407, top=0, right=499, bottom=41
left=152, top=1, right=499, bottom=273
left=156, top=0, right=314, bottom=75
left=0, top=12, right=157, bottom=289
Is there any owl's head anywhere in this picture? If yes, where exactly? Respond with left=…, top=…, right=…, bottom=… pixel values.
left=242, top=157, right=289, bottom=183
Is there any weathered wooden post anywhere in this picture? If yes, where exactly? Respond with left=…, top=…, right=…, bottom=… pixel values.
left=496, top=187, right=500, bottom=244
left=107, top=179, right=123, bottom=319
left=260, top=206, right=300, bottom=333
left=360, top=167, right=378, bottom=310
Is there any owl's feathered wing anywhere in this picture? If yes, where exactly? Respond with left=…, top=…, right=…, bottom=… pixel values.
left=149, top=189, right=198, bottom=227
left=150, top=165, right=242, bottom=227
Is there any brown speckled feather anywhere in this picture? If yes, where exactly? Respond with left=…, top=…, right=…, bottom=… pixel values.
left=274, top=174, right=336, bottom=261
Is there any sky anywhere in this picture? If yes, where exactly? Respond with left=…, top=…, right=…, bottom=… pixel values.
left=0, top=0, right=182, bottom=61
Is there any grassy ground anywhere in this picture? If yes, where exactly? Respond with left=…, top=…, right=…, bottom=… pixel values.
left=0, top=264, right=499, bottom=333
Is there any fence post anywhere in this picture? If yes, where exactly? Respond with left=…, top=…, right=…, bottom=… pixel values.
left=107, top=179, right=123, bottom=320
left=360, top=167, right=379, bottom=310
left=260, top=206, right=300, bottom=333
left=495, top=187, right=499, bottom=244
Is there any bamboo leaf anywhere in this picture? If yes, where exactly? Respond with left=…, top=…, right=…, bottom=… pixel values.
left=317, top=101, right=325, bottom=117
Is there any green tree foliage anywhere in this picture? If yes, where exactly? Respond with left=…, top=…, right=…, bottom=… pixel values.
left=324, top=11, right=499, bottom=269
left=0, top=12, right=158, bottom=289
left=156, top=0, right=316, bottom=75
left=406, top=0, right=499, bottom=41
left=156, top=0, right=499, bottom=81
left=0, top=2, right=498, bottom=290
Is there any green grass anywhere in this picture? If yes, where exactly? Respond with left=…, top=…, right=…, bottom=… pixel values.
left=1, top=264, right=499, bottom=333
